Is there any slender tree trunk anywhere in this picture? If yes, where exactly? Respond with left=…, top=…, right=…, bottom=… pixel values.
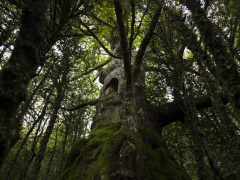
left=0, top=46, right=7, bottom=62
left=190, top=134, right=208, bottom=180
left=176, top=135, right=184, bottom=168
left=57, top=120, right=69, bottom=176
left=198, top=59, right=240, bottom=168
left=16, top=116, right=47, bottom=180
left=45, top=127, right=59, bottom=180
left=17, top=151, right=36, bottom=180
left=27, top=88, right=63, bottom=179
left=198, top=125, right=222, bottom=180
left=5, top=94, right=49, bottom=180
left=188, top=83, right=223, bottom=179
left=73, top=117, right=80, bottom=144
left=184, top=89, right=224, bottom=179
left=16, top=63, right=55, bottom=123
left=27, top=57, right=70, bottom=179
left=210, top=110, right=240, bottom=173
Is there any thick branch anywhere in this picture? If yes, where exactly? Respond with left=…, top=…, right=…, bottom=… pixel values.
left=133, top=5, right=162, bottom=82
left=114, top=0, right=132, bottom=90
left=62, top=99, right=98, bottom=111
left=158, top=93, right=228, bottom=128
left=128, top=0, right=135, bottom=52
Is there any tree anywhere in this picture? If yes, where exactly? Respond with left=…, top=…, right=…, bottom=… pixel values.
left=0, top=0, right=240, bottom=179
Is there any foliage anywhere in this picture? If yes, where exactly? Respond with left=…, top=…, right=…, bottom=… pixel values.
left=0, top=0, right=240, bottom=179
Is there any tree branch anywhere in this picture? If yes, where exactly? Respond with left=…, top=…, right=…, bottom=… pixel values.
left=128, top=0, right=135, bottom=52
left=114, top=0, right=132, bottom=90
left=157, top=93, right=228, bottom=128
left=133, top=4, right=162, bottom=82
left=88, top=12, right=115, bottom=29
left=62, top=99, right=98, bottom=111
left=133, top=0, right=150, bottom=40
left=71, top=57, right=111, bottom=81
left=79, top=20, right=122, bottom=59
left=58, top=34, right=85, bottom=38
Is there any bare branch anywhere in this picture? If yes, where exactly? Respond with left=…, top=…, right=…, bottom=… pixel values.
left=79, top=20, right=122, bottom=59
left=71, top=57, right=111, bottom=81
left=133, top=5, right=162, bottom=82
left=88, top=12, right=115, bottom=29
left=133, top=0, right=150, bottom=40
left=62, top=99, right=98, bottom=111
left=128, top=0, right=135, bottom=52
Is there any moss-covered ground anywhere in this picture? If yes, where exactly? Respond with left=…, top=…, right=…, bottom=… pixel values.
left=57, top=121, right=191, bottom=180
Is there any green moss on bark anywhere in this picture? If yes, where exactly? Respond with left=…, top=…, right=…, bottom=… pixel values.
left=102, top=90, right=122, bottom=106
left=58, top=121, right=191, bottom=180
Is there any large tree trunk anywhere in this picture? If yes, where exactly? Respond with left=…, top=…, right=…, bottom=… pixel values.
left=0, top=0, right=49, bottom=169
left=57, top=48, right=191, bottom=180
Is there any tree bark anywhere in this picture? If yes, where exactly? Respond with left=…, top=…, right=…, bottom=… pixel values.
left=27, top=86, right=63, bottom=179
left=4, top=89, right=51, bottom=180
left=57, top=119, right=69, bottom=176
left=16, top=114, right=47, bottom=180
left=157, top=93, right=228, bottom=129
left=0, top=0, right=49, bottom=169
left=182, top=0, right=240, bottom=113
left=45, top=126, right=59, bottom=180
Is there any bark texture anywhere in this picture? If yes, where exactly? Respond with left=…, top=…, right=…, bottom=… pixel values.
left=58, top=121, right=191, bottom=180
left=0, top=0, right=49, bottom=169
left=58, top=46, right=192, bottom=179
left=58, top=49, right=230, bottom=180
left=183, top=0, right=240, bottom=112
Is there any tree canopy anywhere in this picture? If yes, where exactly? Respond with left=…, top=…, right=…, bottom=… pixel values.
left=0, top=0, right=240, bottom=179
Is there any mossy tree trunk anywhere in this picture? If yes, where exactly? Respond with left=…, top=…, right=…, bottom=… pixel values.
left=58, top=120, right=192, bottom=180
left=57, top=1, right=191, bottom=179
left=56, top=0, right=237, bottom=179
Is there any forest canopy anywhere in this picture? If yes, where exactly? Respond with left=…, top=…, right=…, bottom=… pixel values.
left=0, top=0, right=240, bottom=179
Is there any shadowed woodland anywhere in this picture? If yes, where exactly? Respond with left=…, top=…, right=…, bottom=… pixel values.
left=0, top=0, right=240, bottom=179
